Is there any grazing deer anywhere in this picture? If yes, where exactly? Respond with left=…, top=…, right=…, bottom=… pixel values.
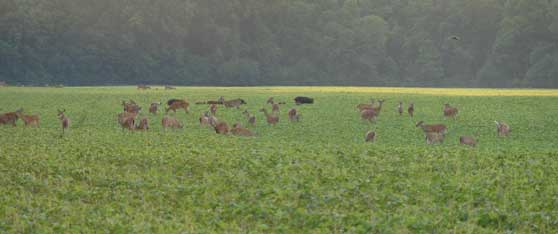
left=288, top=108, right=300, bottom=122
left=136, top=117, right=149, bottom=130
left=122, top=100, right=141, bottom=113
left=267, top=97, right=274, bottom=104
left=356, top=99, right=375, bottom=111
left=243, top=110, right=256, bottom=126
left=360, top=108, right=377, bottom=123
left=166, top=99, right=190, bottom=113
left=408, top=103, right=415, bottom=117
left=416, top=121, right=447, bottom=135
left=16, top=111, right=40, bottom=127
left=365, top=130, right=376, bottom=142
left=260, top=108, right=279, bottom=125
left=57, top=109, right=70, bottom=134
left=459, top=136, right=476, bottom=147
left=495, top=121, right=510, bottom=137
left=443, top=103, right=459, bottom=118
left=231, top=122, right=255, bottom=136
left=149, top=102, right=160, bottom=114
left=398, top=102, right=403, bottom=116
left=272, top=103, right=280, bottom=113
left=0, top=109, right=22, bottom=127
left=224, top=99, right=247, bottom=108
left=425, top=132, right=444, bottom=144
left=118, top=112, right=137, bottom=130
left=213, top=121, right=229, bottom=135
left=199, top=111, right=211, bottom=126
left=162, top=116, right=183, bottom=129
left=210, top=104, right=217, bottom=115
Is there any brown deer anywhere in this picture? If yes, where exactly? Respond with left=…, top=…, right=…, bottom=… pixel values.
left=365, top=130, right=376, bottom=142
left=231, top=123, right=255, bottom=137
left=398, top=102, right=403, bottom=116
left=199, top=111, right=211, bottom=126
left=135, top=117, right=149, bottom=130
left=356, top=99, right=375, bottom=111
left=137, top=84, right=151, bottom=90
left=213, top=121, right=229, bottom=135
left=371, top=99, right=385, bottom=114
left=408, top=103, right=415, bottom=117
left=149, top=102, right=160, bottom=114
left=288, top=108, right=300, bottom=122
left=272, top=103, right=280, bottom=113
left=443, top=103, right=459, bottom=118
left=495, top=121, right=510, bottom=137
left=57, top=109, right=70, bottom=134
left=162, top=116, right=183, bottom=129
left=459, top=136, right=477, bottom=147
left=210, top=104, right=217, bottom=115
left=118, top=112, right=137, bottom=130
left=260, top=108, right=279, bottom=125
left=166, top=99, right=190, bottom=113
left=16, top=111, right=40, bottom=127
left=267, top=97, right=274, bottom=104
left=360, top=108, right=377, bottom=122
left=416, top=121, right=447, bottom=135
left=205, top=96, right=226, bottom=105
left=425, top=132, right=444, bottom=144
left=0, top=109, right=22, bottom=127
left=122, top=100, right=141, bottom=113
left=243, top=110, right=256, bottom=126
left=224, top=99, right=247, bottom=108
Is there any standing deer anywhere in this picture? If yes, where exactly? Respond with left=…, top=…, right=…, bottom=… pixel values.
left=443, top=103, right=458, bottom=118
left=0, top=109, right=22, bottom=127
left=288, top=108, right=300, bottom=122
left=243, top=110, right=256, bottom=126
left=210, top=104, right=217, bottom=116
left=371, top=99, right=385, bottom=114
left=199, top=111, right=211, bottom=126
left=149, top=102, right=160, bottom=114
left=166, top=99, right=190, bottom=113
left=260, top=108, right=279, bottom=125
left=122, top=100, right=141, bottom=113
left=57, top=109, right=70, bottom=134
left=17, top=110, right=40, bottom=127
left=118, top=112, right=137, bottom=130
left=495, top=121, right=510, bottom=137
left=365, top=130, right=376, bottom=142
left=408, top=103, right=415, bottom=117
left=398, top=102, right=403, bottom=116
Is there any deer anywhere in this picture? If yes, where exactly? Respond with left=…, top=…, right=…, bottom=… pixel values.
left=459, top=136, right=477, bottom=147
left=425, top=132, right=445, bottom=144
left=260, top=108, right=279, bottom=125
left=224, top=99, right=247, bottom=108
left=164, top=85, right=176, bottom=90
left=137, top=84, right=151, bottom=90
left=365, top=130, right=376, bottom=142
left=416, top=121, right=447, bottom=135
left=149, top=102, right=160, bottom=114
left=0, top=109, right=23, bottom=127
left=166, top=99, right=190, bottom=113
left=122, top=100, right=141, bottom=113
left=162, top=116, right=183, bottom=129
left=231, top=123, right=255, bottom=137
left=408, top=103, right=415, bottom=117
left=135, top=117, right=149, bottom=130
left=118, top=111, right=137, bottom=130
left=443, top=103, right=459, bottom=119
left=242, top=109, right=256, bottom=126
left=57, top=109, right=70, bottom=134
left=371, top=99, right=385, bottom=114
left=288, top=108, right=300, bottom=122
left=210, top=104, right=217, bottom=116
left=213, top=121, right=229, bottom=135
left=398, top=102, right=403, bottom=116
left=495, top=121, right=510, bottom=137
left=267, top=97, right=274, bottom=104
left=360, top=108, right=377, bottom=123
left=272, top=103, right=280, bottom=114
left=199, top=111, right=211, bottom=126
left=356, top=99, right=375, bottom=111
left=16, top=110, right=40, bottom=127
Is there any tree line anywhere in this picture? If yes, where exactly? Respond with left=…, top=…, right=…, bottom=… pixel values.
left=0, top=0, right=557, bottom=87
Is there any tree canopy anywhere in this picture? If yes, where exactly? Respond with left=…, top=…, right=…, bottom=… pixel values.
left=0, top=0, right=556, bottom=87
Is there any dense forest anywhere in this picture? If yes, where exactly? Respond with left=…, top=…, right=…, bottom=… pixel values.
left=0, top=0, right=557, bottom=87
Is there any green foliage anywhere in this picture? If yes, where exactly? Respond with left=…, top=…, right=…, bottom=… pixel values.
left=0, top=86, right=557, bottom=232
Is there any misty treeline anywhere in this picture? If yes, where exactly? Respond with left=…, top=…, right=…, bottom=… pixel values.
left=0, top=0, right=557, bottom=87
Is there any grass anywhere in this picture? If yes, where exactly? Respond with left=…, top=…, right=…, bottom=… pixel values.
left=0, top=86, right=557, bottom=233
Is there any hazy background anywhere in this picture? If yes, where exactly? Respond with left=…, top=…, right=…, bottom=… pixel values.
left=0, top=0, right=557, bottom=87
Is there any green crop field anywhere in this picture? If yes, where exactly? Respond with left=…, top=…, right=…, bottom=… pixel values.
left=1, top=86, right=557, bottom=233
